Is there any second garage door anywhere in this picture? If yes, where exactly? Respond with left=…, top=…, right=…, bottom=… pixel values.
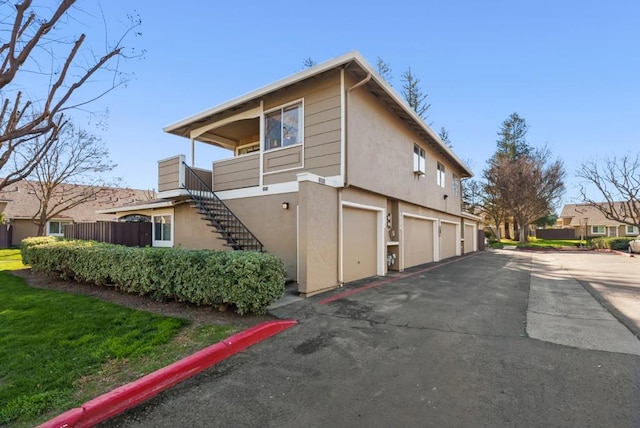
left=343, top=206, right=378, bottom=283
left=403, top=216, right=435, bottom=269
left=440, top=222, right=458, bottom=260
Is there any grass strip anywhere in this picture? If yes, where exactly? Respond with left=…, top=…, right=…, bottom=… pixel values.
left=0, top=250, right=236, bottom=427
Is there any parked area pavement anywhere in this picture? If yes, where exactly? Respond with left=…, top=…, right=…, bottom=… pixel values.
left=102, top=250, right=640, bottom=428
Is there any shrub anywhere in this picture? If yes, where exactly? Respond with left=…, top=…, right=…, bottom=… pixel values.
left=20, top=240, right=286, bottom=315
left=590, top=237, right=633, bottom=251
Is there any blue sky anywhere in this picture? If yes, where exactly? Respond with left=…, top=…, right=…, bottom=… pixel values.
left=61, top=1, right=638, bottom=209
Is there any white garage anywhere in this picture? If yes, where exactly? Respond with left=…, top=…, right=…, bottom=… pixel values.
left=403, top=215, right=436, bottom=269
left=342, top=205, right=381, bottom=283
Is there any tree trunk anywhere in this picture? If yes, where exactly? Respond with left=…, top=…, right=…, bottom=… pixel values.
left=504, top=220, right=511, bottom=240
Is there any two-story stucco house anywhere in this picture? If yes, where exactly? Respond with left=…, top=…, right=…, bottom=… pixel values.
left=104, top=52, right=479, bottom=296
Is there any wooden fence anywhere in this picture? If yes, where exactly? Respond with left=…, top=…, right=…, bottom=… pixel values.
left=0, top=224, right=12, bottom=249
left=534, top=228, right=577, bottom=240
left=64, top=222, right=151, bottom=247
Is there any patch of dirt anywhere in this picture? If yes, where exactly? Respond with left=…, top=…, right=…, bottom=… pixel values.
left=11, top=268, right=275, bottom=328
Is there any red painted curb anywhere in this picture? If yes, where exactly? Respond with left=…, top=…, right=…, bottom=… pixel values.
left=39, top=319, right=297, bottom=428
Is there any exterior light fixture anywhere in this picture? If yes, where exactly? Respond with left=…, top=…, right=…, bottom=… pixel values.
left=443, top=194, right=449, bottom=200
left=282, top=202, right=289, bottom=210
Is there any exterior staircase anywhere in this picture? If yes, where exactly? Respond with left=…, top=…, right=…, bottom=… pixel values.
left=182, top=163, right=264, bottom=251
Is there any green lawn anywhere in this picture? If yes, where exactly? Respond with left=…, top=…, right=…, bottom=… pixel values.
left=488, top=238, right=586, bottom=249
left=519, top=238, right=585, bottom=248
left=0, top=249, right=236, bottom=427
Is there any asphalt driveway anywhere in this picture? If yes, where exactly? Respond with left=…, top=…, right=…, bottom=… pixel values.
left=102, top=250, right=640, bottom=428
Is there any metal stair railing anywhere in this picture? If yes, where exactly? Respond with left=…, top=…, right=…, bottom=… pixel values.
left=182, top=162, right=264, bottom=251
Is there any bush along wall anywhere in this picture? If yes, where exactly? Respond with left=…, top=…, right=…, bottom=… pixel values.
left=20, top=239, right=286, bottom=315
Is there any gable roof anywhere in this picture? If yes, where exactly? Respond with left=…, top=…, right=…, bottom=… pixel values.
left=163, top=51, right=473, bottom=178
left=0, top=180, right=153, bottom=222
left=559, top=202, right=634, bottom=227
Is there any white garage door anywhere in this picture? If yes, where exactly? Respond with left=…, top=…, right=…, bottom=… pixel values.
left=343, top=207, right=378, bottom=283
left=464, top=224, right=476, bottom=253
left=440, top=222, right=457, bottom=260
left=404, top=217, right=435, bottom=269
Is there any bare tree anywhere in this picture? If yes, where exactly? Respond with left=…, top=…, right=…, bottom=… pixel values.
left=486, top=148, right=565, bottom=242
left=0, top=0, right=141, bottom=190
left=400, top=67, right=430, bottom=120
left=577, top=154, right=640, bottom=229
left=26, top=122, right=119, bottom=235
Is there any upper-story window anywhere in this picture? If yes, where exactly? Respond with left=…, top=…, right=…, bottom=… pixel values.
left=437, top=162, right=446, bottom=188
left=452, top=173, right=459, bottom=196
left=413, top=144, right=426, bottom=175
left=264, top=102, right=302, bottom=151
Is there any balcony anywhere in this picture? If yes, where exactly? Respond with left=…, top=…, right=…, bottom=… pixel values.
left=157, top=155, right=213, bottom=197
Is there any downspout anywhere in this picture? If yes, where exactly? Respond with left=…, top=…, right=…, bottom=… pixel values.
left=338, top=70, right=371, bottom=285
left=344, top=72, right=371, bottom=189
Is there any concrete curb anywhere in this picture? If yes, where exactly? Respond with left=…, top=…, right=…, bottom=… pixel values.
left=39, top=320, right=297, bottom=428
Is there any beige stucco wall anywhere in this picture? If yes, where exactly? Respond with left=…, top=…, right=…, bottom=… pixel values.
left=173, top=204, right=228, bottom=251
left=11, top=219, right=38, bottom=246
left=298, top=181, right=339, bottom=295
left=342, top=186, right=387, bottom=209
left=346, top=79, right=463, bottom=216
left=224, top=193, right=298, bottom=280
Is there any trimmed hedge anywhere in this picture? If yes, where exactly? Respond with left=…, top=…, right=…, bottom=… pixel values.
left=20, top=238, right=286, bottom=315
left=590, top=236, right=634, bottom=251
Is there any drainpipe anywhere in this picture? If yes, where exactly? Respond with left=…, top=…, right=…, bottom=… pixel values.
left=344, top=72, right=371, bottom=188
left=338, top=71, right=371, bottom=285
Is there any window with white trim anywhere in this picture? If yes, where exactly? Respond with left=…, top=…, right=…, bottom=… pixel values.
left=413, top=144, right=426, bottom=175
left=452, top=173, right=459, bottom=196
left=152, top=214, right=173, bottom=247
left=264, top=102, right=302, bottom=151
left=627, top=225, right=639, bottom=235
left=591, top=225, right=605, bottom=235
left=47, top=221, right=72, bottom=236
left=437, top=162, right=446, bottom=188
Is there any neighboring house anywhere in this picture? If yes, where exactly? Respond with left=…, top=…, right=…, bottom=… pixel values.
left=0, top=180, right=152, bottom=246
left=557, top=203, right=640, bottom=238
left=101, top=51, right=480, bottom=296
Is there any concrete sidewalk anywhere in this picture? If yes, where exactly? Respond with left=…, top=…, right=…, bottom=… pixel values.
left=525, top=252, right=640, bottom=355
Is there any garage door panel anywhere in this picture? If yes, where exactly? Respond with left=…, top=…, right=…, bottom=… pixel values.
left=343, top=207, right=377, bottom=283
left=440, top=223, right=457, bottom=260
left=464, top=224, right=475, bottom=253
left=404, top=217, right=434, bottom=269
